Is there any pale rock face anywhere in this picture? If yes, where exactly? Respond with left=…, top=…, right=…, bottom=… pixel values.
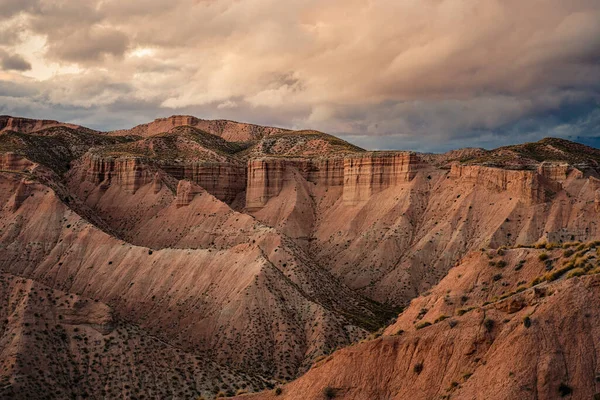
left=342, top=152, right=425, bottom=205
left=537, top=161, right=571, bottom=182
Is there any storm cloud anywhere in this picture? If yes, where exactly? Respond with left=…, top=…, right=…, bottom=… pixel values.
left=1, top=0, right=599, bottom=151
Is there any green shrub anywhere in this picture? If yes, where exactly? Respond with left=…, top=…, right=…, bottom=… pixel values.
left=538, top=253, right=549, bottom=261
left=415, top=321, right=432, bottom=330
left=523, top=316, right=531, bottom=328
left=435, top=315, right=449, bottom=323
left=566, top=268, right=585, bottom=279
left=484, top=318, right=494, bottom=332
left=275, top=387, right=283, bottom=396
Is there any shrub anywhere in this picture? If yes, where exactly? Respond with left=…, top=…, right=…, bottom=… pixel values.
left=496, top=260, right=507, bottom=268
left=456, top=307, right=474, bottom=316
left=323, top=386, right=337, bottom=399
left=435, top=315, right=449, bottom=323
left=484, top=318, right=494, bottom=332
left=415, top=321, right=432, bottom=330
left=275, top=387, right=283, bottom=396
left=563, top=249, right=574, bottom=258
left=413, top=362, right=424, bottom=374
left=493, top=274, right=503, bottom=282
left=566, top=268, right=585, bottom=279
left=558, top=383, right=572, bottom=397
left=538, top=253, right=549, bottom=261
left=523, top=316, right=531, bottom=328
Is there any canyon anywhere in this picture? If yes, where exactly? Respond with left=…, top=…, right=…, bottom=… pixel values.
left=1, top=115, right=600, bottom=399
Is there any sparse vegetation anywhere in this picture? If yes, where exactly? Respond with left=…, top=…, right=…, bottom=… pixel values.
left=323, top=386, right=337, bottom=399
left=558, top=383, right=573, bottom=397
left=414, top=362, right=424, bottom=374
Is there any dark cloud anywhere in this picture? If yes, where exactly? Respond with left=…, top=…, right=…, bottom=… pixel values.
left=0, top=0, right=599, bottom=150
left=0, top=50, right=31, bottom=71
left=0, top=0, right=39, bottom=18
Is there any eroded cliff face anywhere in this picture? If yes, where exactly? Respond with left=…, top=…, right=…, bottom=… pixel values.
left=163, top=162, right=246, bottom=203
left=450, top=163, right=553, bottom=205
left=79, top=154, right=154, bottom=193
left=75, top=153, right=245, bottom=203
left=246, top=153, right=424, bottom=209
left=342, top=152, right=425, bottom=205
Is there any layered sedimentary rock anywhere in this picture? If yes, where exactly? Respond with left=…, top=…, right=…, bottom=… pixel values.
left=342, top=152, right=425, bottom=205
left=80, top=154, right=154, bottom=193
left=162, top=162, right=246, bottom=203
left=0, top=152, right=35, bottom=171
left=246, top=153, right=424, bottom=209
left=450, top=163, right=552, bottom=205
left=246, top=159, right=289, bottom=210
left=537, top=161, right=570, bottom=182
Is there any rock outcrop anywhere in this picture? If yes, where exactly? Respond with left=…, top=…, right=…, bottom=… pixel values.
left=537, top=161, right=571, bottom=182
left=450, top=163, right=552, bottom=204
left=246, top=153, right=424, bottom=209
left=163, top=162, right=246, bottom=203
left=342, top=152, right=425, bottom=205
left=79, top=154, right=154, bottom=193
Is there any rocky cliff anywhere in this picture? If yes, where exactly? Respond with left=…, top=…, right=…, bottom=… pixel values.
left=78, top=154, right=155, bottom=193
left=342, top=152, right=425, bottom=205
left=163, top=162, right=246, bottom=203
left=246, top=152, right=424, bottom=209
left=449, top=163, right=553, bottom=204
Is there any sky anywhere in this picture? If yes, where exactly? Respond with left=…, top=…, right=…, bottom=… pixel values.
left=0, top=0, right=599, bottom=152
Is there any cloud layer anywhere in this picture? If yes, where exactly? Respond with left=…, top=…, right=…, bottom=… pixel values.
left=1, top=0, right=599, bottom=151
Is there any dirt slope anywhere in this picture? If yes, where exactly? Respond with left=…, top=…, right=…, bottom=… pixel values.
left=239, top=244, right=600, bottom=400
